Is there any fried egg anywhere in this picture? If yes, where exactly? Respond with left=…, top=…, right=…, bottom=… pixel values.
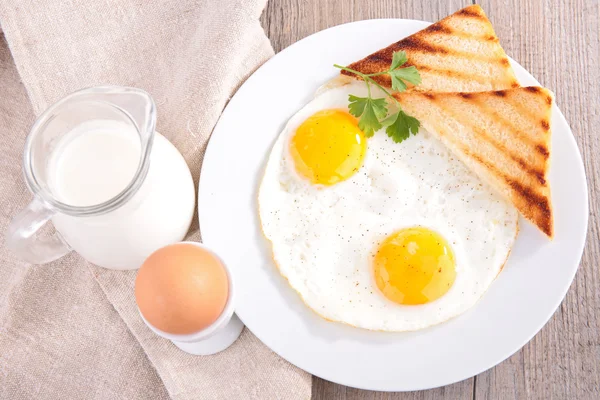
left=258, top=81, right=518, bottom=331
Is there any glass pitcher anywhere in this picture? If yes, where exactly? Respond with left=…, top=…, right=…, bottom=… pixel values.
left=6, top=86, right=196, bottom=270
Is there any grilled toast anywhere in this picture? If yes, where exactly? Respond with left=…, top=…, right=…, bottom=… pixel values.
left=394, top=87, right=554, bottom=237
left=342, top=5, right=519, bottom=92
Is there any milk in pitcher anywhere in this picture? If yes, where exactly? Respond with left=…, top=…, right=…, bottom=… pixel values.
left=49, top=120, right=195, bottom=269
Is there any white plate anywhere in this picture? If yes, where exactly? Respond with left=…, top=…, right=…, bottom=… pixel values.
left=198, top=19, right=588, bottom=391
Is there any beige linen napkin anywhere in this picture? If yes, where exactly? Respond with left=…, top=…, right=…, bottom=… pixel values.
left=0, top=1, right=311, bottom=399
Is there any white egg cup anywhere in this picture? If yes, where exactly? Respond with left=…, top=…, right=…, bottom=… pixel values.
left=138, top=241, right=244, bottom=355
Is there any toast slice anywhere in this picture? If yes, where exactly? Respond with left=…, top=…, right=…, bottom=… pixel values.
left=394, top=87, right=554, bottom=237
left=342, top=5, right=519, bottom=92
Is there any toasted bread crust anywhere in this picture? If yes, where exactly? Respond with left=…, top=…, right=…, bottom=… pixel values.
left=394, top=87, right=554, bottom=237
left=342, top=5, right=519, bottom=92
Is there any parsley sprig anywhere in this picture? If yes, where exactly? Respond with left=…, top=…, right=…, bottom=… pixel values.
left=334, top=51, right=421, bottom=143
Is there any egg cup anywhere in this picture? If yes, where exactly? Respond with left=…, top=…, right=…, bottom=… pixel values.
left=138, top=242, right=244, bottom=355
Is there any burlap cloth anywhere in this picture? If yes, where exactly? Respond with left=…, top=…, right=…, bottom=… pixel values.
left=0, top=1, right=312, bottom=399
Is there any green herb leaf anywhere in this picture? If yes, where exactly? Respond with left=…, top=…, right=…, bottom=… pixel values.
left=347, top=95, right=368, bottom=118
left=389, top=74, right=408, bottom=92
left=348, top=95, right=387, bottom=137
left=358, top=99, right=387, bottom=137
left=388, top=66, right=421, bottom=92
left=390, top=51, right=408, bottom=70
left=368, top=97, right=388, bottom=119
left=383, top=110, right=421, bottom=143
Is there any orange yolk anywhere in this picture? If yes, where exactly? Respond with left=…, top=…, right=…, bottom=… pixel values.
left=290, top=109, right=366, bottom=185
left=373, top=227, right=456, bottom=305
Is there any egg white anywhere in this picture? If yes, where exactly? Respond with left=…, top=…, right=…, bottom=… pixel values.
left=258, top=81, right=518, bottom=332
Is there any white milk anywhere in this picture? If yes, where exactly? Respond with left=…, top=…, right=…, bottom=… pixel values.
left=49, top=120, right=195, bottom=270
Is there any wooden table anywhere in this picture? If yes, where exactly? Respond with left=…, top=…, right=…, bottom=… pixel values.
left=261, top=1, right=600, bottom=398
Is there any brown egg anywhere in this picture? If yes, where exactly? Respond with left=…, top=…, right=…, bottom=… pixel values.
left=135, top=243, right=229, bottom=335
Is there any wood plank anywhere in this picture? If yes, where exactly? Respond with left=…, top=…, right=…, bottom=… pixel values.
left=260, top=0, right=600, bottom=398
left=261, top=0, right=472, bottom=53
left=311, top=379, right=475, bottom=400
left=474, top=0, right=600, bottom=397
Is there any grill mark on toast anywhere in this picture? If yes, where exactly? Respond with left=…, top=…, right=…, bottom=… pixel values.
left=508, top=181, right=553, bottom=237
left=505, top=180, right=551, bottom=214
left=423, top=24, right=453, bottom=34
left=428, top=95, right=548, bottom=185
left=420, top=23, right=501, bottom=42
left=396, top=36, right=449, bottom=54
left=541, top=119, right=550, bottom=130
left=366, top=52, right=391, bottom=63
left=469, top=95, right=549, bottom=158
left=456, top=7, right=484, bottom=18
left=536, top=144, right=549, bottom=157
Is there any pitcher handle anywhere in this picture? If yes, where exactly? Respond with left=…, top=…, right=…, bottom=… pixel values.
left=5, top=197, right=71, bottom=264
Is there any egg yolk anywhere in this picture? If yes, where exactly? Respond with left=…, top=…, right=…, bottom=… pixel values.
left=290, top=109, right=366, bottom=185
left=373, top=227, right=456, bottom=305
